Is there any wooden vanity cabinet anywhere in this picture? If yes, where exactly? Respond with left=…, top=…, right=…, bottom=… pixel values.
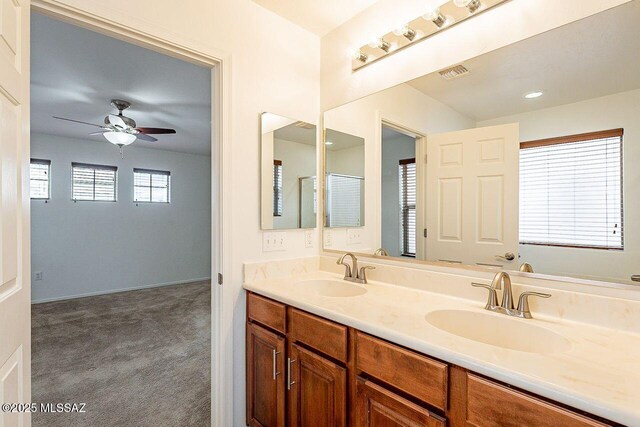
left=246, top=292, right=615, bottom=427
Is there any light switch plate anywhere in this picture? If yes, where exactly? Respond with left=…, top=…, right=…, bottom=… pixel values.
left=323, top=229, right=333, bottom=247
left=347, top=228, right=362, bottom=245
left=304, top=230, right=314, bottom=248
left=263, top=232, right=287, bottom=252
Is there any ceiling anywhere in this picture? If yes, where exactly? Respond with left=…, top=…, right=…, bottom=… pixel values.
left=31, top=13, right=212, bottom=156
left=326, top=128, right=364, bottom=151
left=274, top=123, right=316, bottom=145
left=252, top=0, right=378, bottom=36
left=408, top=2, right=640, bottom=121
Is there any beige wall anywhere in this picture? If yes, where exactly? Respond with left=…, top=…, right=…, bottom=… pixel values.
left=320, top=0, right=630, bottom=110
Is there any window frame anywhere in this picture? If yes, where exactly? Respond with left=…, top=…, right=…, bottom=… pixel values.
left=71, top=162, right=118, bottom=202
left=133, top=168, right=171, bottom=204
left=30, top=158, right=51, bottom=200
left=519, top=128, right=624, bottom=251
left=399, top=158, right=416, bottom=257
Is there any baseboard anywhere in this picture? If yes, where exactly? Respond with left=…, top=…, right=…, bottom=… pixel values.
left=31, top=277, right=211, bottom=304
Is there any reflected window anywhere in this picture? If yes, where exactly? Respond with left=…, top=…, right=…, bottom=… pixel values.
left=399, top=158, right=416, bottom=257
left=72, top=162, right=117, bottom=202
left=30, top=159, right=51, bottom=200
left=273, top=160, right=282, bottom=216
left=519, top=129, right=623, bottom=250
left=134, top=168, right=170, bottom=203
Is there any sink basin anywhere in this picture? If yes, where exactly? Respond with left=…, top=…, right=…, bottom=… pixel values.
left=426, top=309, right=571, bottom=354
left=295, top=279, right=367, bottom=297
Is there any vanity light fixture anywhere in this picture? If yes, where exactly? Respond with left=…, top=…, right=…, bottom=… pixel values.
left=368, top=37, right=391, bottom=52
left=351, top=0, right=508, bottom=71
left=423, top=7, right=448, bottom=28
left=454, top=0, right=482, bottom=13
left=393, top=24, right=417, bottom=41
left=524, top=91, right=544, bottom=99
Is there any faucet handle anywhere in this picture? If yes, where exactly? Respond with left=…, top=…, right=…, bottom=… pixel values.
left=517, top=291, right=551, bottom=318
left=358, top=266, right=375, bottom=284
left=472, top=282, right=499, bottom=309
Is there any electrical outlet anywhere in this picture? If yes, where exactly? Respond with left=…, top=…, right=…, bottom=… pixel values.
left=323, top=229, right=333, bottom=247
left=304, top=230, right=314, bottom=248
left=263, top=232, right=287, bottom=252
left=347, top=228, right=362, bottom=245
left=34, top=271, right=43, bottom=281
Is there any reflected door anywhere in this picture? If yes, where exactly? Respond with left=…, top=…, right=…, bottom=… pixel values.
left=425, top=123, right=519, bottom=268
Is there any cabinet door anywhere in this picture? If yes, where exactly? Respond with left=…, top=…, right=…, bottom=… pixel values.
left=355, top=378, right=446, bottom=427
left=288, top=343, right=347, bottom=427
left=246, top=322, right=286, bottom=427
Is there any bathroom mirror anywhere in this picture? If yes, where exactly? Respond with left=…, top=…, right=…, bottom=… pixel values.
left=261, top=113, right=317, bottom=230
left=322, top=1, right=640, bottom=286
left=324, top=128, right=365, bottom=228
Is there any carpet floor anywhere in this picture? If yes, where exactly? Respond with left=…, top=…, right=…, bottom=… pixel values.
left=31, top=281, right=211, bottom=427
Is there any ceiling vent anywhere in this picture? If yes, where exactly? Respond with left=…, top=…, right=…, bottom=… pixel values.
left=294, top=121, right=314, bottom=129
left=438, top=64, right=470, bottom=80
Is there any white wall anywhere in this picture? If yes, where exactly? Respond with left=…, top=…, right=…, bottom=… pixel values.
left=273, top=138, right=316, bottom=229
left=478, top=89, right=640, bottom=283
left=32, top=1, right=320, bottom=423
left=381, top=134, right=415, bottom=257
left=324, top=83, right=475, bottom=252
left=320, top=0, right=630, bottom=110
left=30, top=133, right=211, bottom=302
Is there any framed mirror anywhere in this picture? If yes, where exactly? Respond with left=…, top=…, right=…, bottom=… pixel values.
left=322, top=2, right=640, bottom=286
left=261, top=113, right=317, bottom=230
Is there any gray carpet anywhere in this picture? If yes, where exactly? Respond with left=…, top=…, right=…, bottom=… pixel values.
left=31, top=281, right=211, bottom=427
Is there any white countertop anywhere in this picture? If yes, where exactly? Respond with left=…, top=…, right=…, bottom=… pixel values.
left=244, top=270, right=640, bottom=426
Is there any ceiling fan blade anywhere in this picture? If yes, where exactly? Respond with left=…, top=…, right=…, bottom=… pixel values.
left=135, top=127, right=176, bottom=134
left=109, top=114, right=128, bottom=129
left=89, top=131, right=108, bottom=136
left=135, top=132, right=158, bottom=142
left=53, top=116, right=103, bottom=128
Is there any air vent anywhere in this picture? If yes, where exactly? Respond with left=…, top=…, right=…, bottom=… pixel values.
left=294, top=121, right=314, bottom=129
left=439, top=64, right=469, bottom=80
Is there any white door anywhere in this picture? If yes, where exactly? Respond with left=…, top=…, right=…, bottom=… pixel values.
left=0, top=0, right=30, bottom=425
left=425, top=123, right=519, bottom=268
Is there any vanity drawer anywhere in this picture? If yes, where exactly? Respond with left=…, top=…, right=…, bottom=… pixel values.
left=466, top=374, right=611, bottom=427
left=355, top=332, right=448, bottom=411
left=288, top=308, right=348, bottom=362
left=247, top=292, right=287, bottom=334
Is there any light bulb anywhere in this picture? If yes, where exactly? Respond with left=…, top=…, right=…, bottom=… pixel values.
left=423, top=6, right=447, bottom=28
left=104, top=131, right=136, bottom=146
left=351, top=49, right=368, bottom=63
left=325, top=141, right=334, bottom=146
left=393, top=24, right=416, bottom=41
left=454, top=0, right=481, bottom=13
left=368, top=37, right=391, bottom=52
left=524, top=91, right=543, bottom=99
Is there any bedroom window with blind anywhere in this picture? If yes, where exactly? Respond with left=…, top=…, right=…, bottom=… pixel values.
left=519, top=129, right=623, bottom=250
left=30, top=159, right=51, bottom=200
left=134, top=168, right=170, bottom=203
left=72, top=163, right=117, bottom=201
left=326, top=173, right=363, bottom=227
left=399, top=158, right=416, bottom=257
left=273, top=160, right=282, bottom=216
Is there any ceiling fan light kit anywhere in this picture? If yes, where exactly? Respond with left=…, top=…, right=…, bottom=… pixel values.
left=52, top=98, right=177, bottom=155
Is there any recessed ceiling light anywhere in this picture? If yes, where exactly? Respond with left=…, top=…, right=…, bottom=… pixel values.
left=524, top=91, right=543, bottom=99
left=325, top=141, right=334, bottom=145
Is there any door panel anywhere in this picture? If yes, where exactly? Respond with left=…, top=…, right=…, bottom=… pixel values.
left=0, top=0, right=29, bottom=425
left=288, top=343, right=346, bottom=427
left=426, top=123, right=519, bottom=267
left=246, top=322, right=285, bottom=427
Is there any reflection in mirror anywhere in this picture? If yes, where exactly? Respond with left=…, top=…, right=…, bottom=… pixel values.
left=261, top=113, right=316, bottom=230
left=322, top=2, right=640, bottom=285
left=324, top=129, right=365, bottom=228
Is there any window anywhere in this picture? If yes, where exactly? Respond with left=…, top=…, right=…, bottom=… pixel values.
left=30, top=159, right=51, bottom=199
left=399, top=158, right=416, bottom=257
left=326, top=173, right=363, bottom=227
left=134, top=168, right=170, bottom=203
left=519, top=129, right=623, bottom=250
left=273, top=160, right=282, bottom=216
left=72, top=162, right=117, bottom=201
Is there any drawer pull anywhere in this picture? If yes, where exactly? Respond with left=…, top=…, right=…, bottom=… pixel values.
left=272, top=349, right=281, bottom=380
left=287, top=358, right=297, bottom=390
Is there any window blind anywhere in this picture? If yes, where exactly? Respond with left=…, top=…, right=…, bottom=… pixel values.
left=72, top=162, right=117, bottom=201
left=519, top=129, right=623, bottom=250
left=399, top=159, right=416, bottom=256
left=30, top=159, right=51, bottom=199
left=273, top=160, right=282, bottom=216
left=134, top=168, right=170, bottom=203
left=326, top=173, right=363, bottom=227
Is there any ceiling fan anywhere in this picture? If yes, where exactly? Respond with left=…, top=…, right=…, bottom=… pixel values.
left=53, top=99, right=176, bottom=148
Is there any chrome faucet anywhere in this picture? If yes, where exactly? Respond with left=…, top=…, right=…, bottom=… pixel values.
left=472, top=271, right=551, bottom=319
left=337, top=253, right=375, bottom=284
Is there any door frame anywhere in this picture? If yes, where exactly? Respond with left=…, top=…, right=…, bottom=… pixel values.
left=29, top=2, right=233, bottom=425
